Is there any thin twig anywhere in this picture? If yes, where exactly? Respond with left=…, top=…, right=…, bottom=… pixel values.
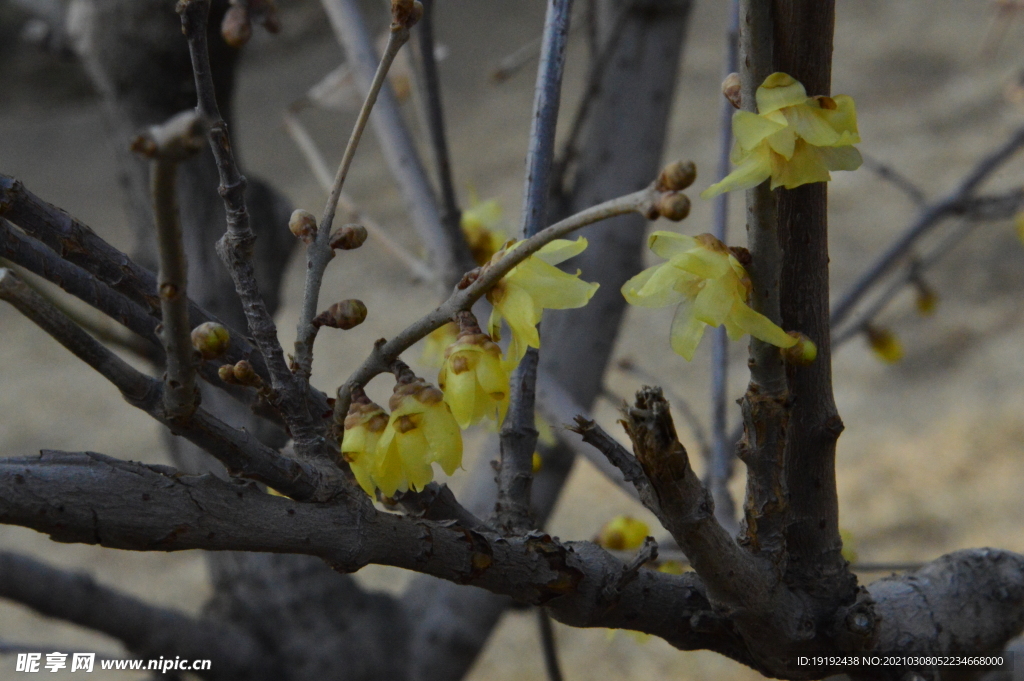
left=415, top=0, right=467, bottom=259
left=568, top=415, right=652, bottom=506
left=178, top=0, right=313, bottom=439
left=611, top=359, right=710, bottom=456
left=294, top=1, right=421, bottom=378
left=282, top=109, right=433, bottom=281
left=831, top=122, right=1024, bottom=330
left=708, top=0, right=740, bottom=531
left=321, top=0, right=460, bottom=286
left=334, top=183, right=663, bottom=428
left=496, top=0, right=574, bottom=529
left=537, top=609, right=564, bottom=681
left=133, top=110, right=206, bottom=421
left=0, top=268, right=319, bottom=499
left=860, top=153, right=927, bottom=205
left=491, top=35, right=543, bottom=83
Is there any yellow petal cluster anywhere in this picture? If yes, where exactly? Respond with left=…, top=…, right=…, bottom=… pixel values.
left=486, top=237, right=599, bottom=370
left=461, top=194, right=507, bottom=265
left=341, top=380, right=463, bottom=498
left=438, top=330, right=510, bottom=429
left=596, top=515, right=650, bottom=551
left=701, top=72, right=861, bottom=198
left=621, top=231, right=798, bottom=361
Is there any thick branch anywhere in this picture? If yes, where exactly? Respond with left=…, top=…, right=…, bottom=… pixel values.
left=0, top=451, right=749, bottom=664
left=0, top=269, right=318, bottom=499
left=0, top=550, right=270, bottom=681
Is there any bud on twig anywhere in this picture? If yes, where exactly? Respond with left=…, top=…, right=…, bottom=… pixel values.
left=656, top=160, right=697, bottom=192
left=289, top=209, right=317, bottom=244
left=330, top=224, right=368, bottom=251
left=656, top=192, right=691, bottom=221
left=313, top=299, right=368, bottom=330
left=218, top=359, right=263, bottom=387
left=190, top=321, right=231, bottom=360
left=391, top=0, right=423, bottom=30
left=722, top=72, right=742, bottom=109
left=221, top=5, right=252, bottom=47
left=781, top=331, right=818, bottom=366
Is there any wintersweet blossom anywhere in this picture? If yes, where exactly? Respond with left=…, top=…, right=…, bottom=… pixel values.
left=340, top=396, right=390, bottom=496
left=621, top=231, right=799, bottom=361
left=701, top=72, right=861, bottom=198
left=461, top=193, right=507, bottom=265
left=486, top=237, right=599, bottom=369
left=373, top=377, right=463, bottom=497
left=437, top=328, right=510, bottom=429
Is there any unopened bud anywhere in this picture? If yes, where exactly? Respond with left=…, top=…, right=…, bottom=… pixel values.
left=657, top=192, right=691, bottom=221
left=289, top=209, right=317, bottom=244
left=330, top=224, right=368, bottom=250
left=221, top=5, right=252, bottom=48
left=866, top=326, right=903, bottom=364
left=232, top=360, right=261, bottom=386
left=218, top=364, right=238, bottom=384
left=722, top=72, right=742, bottom=109
left=596, top=515, right=649, bottom=551
left=656, top=160, right=697, bottom=192
left=532, top=452, right=543, bottom=474
left=781, top=331, right=817, bottom=366
left=313, top=299, right=368, bottom=330
left=391, top=0, right=423, bottom=29
left=191, top=321, right=231, bottom=360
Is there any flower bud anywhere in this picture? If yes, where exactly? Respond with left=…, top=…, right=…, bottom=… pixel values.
left=218, top=364, right=238, bottom=384
left=190, top=321, right=231, bottom=360
left=532, top=452, right=543, bottom=474
left=722, top=72, right=742, bottom=109
left=656, top=192, right=691, bottom=221
left=221, top=5, right=252, bottom=48
left=596, top=515, right=649, bottom=551
left=330, top=224, right=368, bottom=250
left=781, top=331, right=817, bottom=366
left=914, top=282, right=938, bottom=316
left=866, top=326, right=903, bottom=364
left=232, top=360, right=261, bottom=386
left=391, top=0, right=423, bottom=29
left=289, top=209, right=317, bottom=244
left=656, top=160, right=697, bottom=192
left=313, top=299, right=368, bottom=330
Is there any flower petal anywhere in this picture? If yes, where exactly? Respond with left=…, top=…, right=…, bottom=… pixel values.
left=422, top=403, right=463, bottom=475
left=733, top=110, right=786, bottom=152
left=785, top=104, right=841, bottom=147
left=691, top=279, right=734, bottom=327
left=767, top=127, right=796, bottom=160
left=670, top=303, right=707, bottom=361
left=648, top=231, right=698, bottom=260
left=518, top=259, right=599, bottom=310
left=534, top=237, right=588, bottom=266
left=443, top=364, right=480, bottom=429
left=818, top=144, right=863, bottom=171
left=621, top=262, right=688, bottom=308
left=820, top=94, right=860, bottom=142
left=701, top=144, right=773, bottom=199
left=756, top=72, right=808, bottom=114
left=770, top=140, right=831, bottom=190
left=728, top=301, right=797, bottom=348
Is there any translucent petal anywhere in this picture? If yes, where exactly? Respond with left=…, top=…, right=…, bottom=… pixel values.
left=648, top=231, right=698, bottom=260
left=767, top=128, right=796, bottom=160
left=728, top=301, right=797, bottom=348
left=443, top=365, right=480, bottom=429
left=422, top=403, right=463, bottom=475
left=818, top=145, right=863, bottom=171
left=487, top=303, right=503, bottom=342
left=770, top=141, right=831, bottom=190
left=517, top=258, right=599, bottom=310
left=670, top=249, right=731, bottom=280
left=500, top=284, right=542, bottom=353
left=756, top=73, right=808, bottom=114
left=670, top=303, right=707, bottom=361
left=348, top=455, right=378, bottom=496
left=621, top=263, right=688, bottom=308
left=691, top=279, right=735, bottom=327
left=534, top=237, right=588, bottom=266
left=475, top=353, right=510, bottom=425
left=396, top=428, right=434, bottom=492
left=374, top=432, right=407, bottom=497
left=821, top=95, right=859, bottom=140
left=732, top=110, right=786, bottom=152
left=785, top=104, right=840, bottom=147
left=701, top=144, right=773, bottom=199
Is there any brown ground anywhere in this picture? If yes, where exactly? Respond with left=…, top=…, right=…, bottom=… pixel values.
left=2, top=1, right=1024, bottom=679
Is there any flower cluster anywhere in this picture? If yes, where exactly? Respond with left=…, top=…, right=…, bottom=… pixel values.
left=341, top=378, right=462, bottom=498
left=701, top=72, right=861, bottom=198
left=622, top=231, right=804, bottom=361
left=437, top=322, right=510, bottom=429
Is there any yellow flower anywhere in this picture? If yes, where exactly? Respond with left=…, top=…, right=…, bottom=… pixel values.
left=866, top=326, right=903, bottom=364
left=622, top=231, right=798, bottom=361
left=420, top=322, right=459, bottom=368
left=374, top=377, right=463, bottom=497
left=596, top=515, right=650, bottom=551
left=461, top=192, right=507, bottom=265
left=340, top=397, right=390, bottom=496
left=701, top=72, right=861, bottom=198
left=438, top=329, right=510, bottom=428
left=486, top=237, right=600, bottom=370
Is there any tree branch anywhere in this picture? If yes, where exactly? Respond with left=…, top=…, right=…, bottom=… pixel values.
left=0, top=269, right=319, bottom=500
left=133, top=110, right=207, bottom=421
left=293, top=0, right=422, bottom=379
left=0, top=550, right=270, bottom=681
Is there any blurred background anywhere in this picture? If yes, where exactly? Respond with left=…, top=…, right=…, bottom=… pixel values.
left=2, top=0, right=1024, bottom=678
